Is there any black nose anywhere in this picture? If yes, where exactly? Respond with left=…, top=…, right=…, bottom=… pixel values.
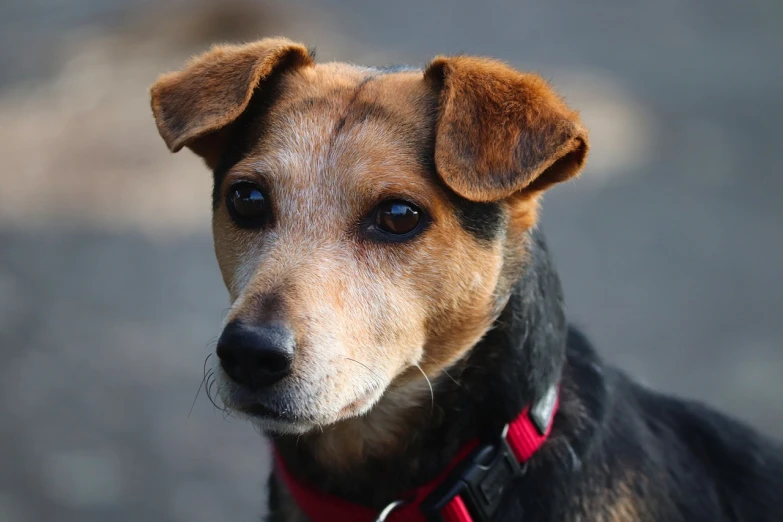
left=216, top=321, right=295, bottom=389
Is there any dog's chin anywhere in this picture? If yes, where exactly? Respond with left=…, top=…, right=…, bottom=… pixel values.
left=232, top=400, right=379, bottom=435
left=250, top=416, right=319, bottom=435
left=220, top=382, right=385, bottom=435
left=219, top=398, right=318, bottom=435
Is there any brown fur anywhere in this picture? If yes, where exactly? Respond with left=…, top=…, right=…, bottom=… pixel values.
left=150, top=38, right=314, bottom=163
left=150, top=37, right=587, bottom=471
left=426, top=56, right=588, bottom=202
left=597, top=480, right=643, bottom=522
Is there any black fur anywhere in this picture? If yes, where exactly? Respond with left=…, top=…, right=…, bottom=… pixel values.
left=268, top=228, right=783, bottom=521
left=450, top=197, right=505, bottom=243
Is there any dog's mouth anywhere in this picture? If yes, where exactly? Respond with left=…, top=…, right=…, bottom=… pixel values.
left=220, top=376, right=383, bottom=433
left=226, top=387, right=299, bottom=422
left=228, top=393, right=317, bottom=435
left=234, top=401, right=294, bottom=421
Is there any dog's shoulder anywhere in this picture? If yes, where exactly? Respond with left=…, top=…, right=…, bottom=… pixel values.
left=633, top=383, right=783, bottom=519
left=565, top=328, right=783, bottom=521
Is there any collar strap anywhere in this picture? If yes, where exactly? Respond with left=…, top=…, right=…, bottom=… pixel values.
left=274, top=385, right=559, bottom=522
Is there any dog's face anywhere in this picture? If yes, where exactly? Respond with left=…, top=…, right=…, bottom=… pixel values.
left=151, top=38, right=587, bottom=435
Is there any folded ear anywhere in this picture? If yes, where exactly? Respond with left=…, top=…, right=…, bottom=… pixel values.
left=150, top=37, right=313, bottom=166
left=424, top=56, right=588, bottom=202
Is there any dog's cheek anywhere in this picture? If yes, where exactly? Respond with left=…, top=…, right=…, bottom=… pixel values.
left=417, top=196, right=542, bottom=374
left=212, top=212, right=242, bottom=299
left=415, top=218, right=505, bottom=373
left=211, top=211, right=264, bottom=303
left=369, top=276, right=429, bottom=369
left=360, top=248, right=432, bottom=370
left=345, top=266, right=426, bottom=377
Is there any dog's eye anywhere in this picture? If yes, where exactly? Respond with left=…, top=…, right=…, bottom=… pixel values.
left=228, top=182, right=267, bottom=228
left=374, top=200, right=422, bottom=236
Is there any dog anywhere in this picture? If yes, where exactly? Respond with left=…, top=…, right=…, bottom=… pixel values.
left=150, top=37, right=783, bottom=522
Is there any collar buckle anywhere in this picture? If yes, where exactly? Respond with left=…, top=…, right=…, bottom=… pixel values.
left=420, top=424, right=526, bottom=522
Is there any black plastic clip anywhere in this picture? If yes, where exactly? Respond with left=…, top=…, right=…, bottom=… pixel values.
left=420, top=425, right=526, bottom=522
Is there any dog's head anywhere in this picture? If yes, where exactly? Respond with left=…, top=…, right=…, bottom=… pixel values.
left=151, top=38, right=587, bottom=434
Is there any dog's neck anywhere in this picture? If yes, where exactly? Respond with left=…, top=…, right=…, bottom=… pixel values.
left=273, top=229, right=573, bottom=508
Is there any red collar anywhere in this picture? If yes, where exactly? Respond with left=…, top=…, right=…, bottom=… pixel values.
left=274, top=385, right=559, bottom=522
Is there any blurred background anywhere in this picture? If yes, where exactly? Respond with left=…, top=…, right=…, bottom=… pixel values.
left=0, top=0, right=781, bottom=520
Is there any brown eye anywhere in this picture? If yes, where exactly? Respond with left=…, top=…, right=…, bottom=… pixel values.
left=374, top=200, right=422, bottom=236
left=228, top=182, right=267, bottom=228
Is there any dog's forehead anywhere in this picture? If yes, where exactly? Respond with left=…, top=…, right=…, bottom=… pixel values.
left=235, top=63, right=438, bottom=211
left=275, top=62, right=428, bottom=114
left=265, top=63, right=433, bottom=154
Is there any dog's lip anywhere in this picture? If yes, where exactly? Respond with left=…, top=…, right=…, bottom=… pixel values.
left=228, top=390, right=296, bottom=420
left=228, top=385, right=380, bottom=424
left=236, top=401, right=295, bottom=420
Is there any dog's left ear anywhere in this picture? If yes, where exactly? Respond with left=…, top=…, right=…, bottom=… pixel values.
left=425, top=56, right=589, bottom=202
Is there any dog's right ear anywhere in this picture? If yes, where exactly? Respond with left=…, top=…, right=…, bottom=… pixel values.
left=150, top=37, right=313, bottom=167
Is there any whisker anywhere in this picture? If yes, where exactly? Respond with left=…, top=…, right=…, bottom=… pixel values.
left=441, top=368, right=460, bottom=387
left=342, top=357, right=385, bottom=387
left=414, top=363, right=434, bottom=418
left=187, top=369, right=209, bottom=420
left=188, top=352, right=217, bottom=420
left=221, top=308, right=232, bottom=324
left=205, top=372, right=227, bottom=413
